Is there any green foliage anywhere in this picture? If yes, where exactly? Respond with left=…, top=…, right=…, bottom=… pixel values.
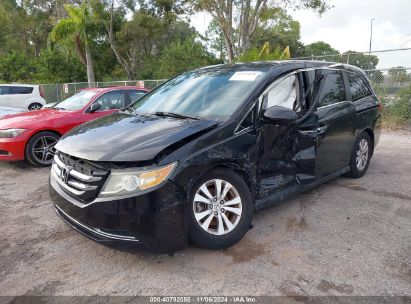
left=51, top=3, right=101, bottom=44
left=238, top=43, right=291, bottom=62
left=388, top=67, right=411, bottom=82
left=251, top=9, right=305, bottom=57
left=0, top=0, right=351, bottom=84
left=0, top=48, right=86, bottom=84
left=303, top=41, right=339, bottom=56
left=157, top=37, right=216, bottom=78
left=35, top=49, right=87, bottom=83
left=340, top=51, right=379, bottom=70
left=381, top=86, right=411, bottom=128
left=0, top=51, right=35, bottom=82
left=205, top=18, right=226, bottom=63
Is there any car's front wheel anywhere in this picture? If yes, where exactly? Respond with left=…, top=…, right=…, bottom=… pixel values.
left=188, top=168, right=253, bottom=249
left=25, top=131, right=60, bottom=167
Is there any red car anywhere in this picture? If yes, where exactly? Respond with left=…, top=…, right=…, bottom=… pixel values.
left=0, top=86, right=148, bottom=166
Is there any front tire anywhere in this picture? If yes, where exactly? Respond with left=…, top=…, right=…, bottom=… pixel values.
left=25, top=131, right=60, bottom=167
left=188, top=168, right=253, bottom=250
left=346, top=132, right=372, bottom=178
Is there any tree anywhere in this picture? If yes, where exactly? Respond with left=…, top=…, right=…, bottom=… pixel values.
left=0, top=51, right=35, bottom=82
left=205, top=18, right=227, bottom=63
left=34, top=48, right=87, bottom=83
left=303, top=41, right=338, bottom=56
left=95, top=0, right=182, bottom=79
left=0, top=0, right=53, bottom=57
left=50, top=2, right=100, bottom=85
left=388, top=67, right=410, bottom=83
left=341, top=51, right=379, bottom=70
left=191, top=0, right=331, bottom=62
left=157, top=36, right=216, bottom=78
left=251, top=8, right=304, bottom=57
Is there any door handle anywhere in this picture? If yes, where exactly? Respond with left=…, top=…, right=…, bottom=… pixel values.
left=317, top=125, right=328, bottom=134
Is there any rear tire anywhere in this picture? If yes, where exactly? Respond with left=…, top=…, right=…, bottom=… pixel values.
left=188, top=168, right=253, bottom=250
left=28, top=103, right=43, bottom=111
left=345, top=132, right=372, bottom=178
left=25, top=131, right=60, bottom=167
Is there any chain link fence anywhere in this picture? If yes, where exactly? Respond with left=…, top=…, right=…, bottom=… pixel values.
left=40, top=80, right=167, bottom=105
left=292, top=48, right=411, bottom=129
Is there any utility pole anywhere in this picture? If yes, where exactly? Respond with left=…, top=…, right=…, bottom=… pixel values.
left=368, top=18, right=375, bottom=70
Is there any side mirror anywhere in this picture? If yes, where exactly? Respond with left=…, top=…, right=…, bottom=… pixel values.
left=88, top=103, right=101, bottom=113
left=263, top=105, right=297, bottom=126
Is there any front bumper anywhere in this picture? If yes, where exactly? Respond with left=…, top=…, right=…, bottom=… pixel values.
left=0, top=136, right=28, bottom=161
left=50, top=174, right=188, bottom=253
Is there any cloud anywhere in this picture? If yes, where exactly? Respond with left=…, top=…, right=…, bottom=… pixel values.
left=292, top=0, right=411, bottom=51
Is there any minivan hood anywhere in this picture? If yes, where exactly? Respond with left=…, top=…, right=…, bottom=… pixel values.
left=56, top=112, right=218, bottom=162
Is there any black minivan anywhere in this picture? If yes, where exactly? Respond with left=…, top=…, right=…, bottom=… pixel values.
left=49, top=61, right=381, bottom=252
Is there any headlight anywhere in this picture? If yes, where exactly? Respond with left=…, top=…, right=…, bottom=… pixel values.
left=0, top=129, right=26, bottom=138
left=99, top=162, right=177, bottom=198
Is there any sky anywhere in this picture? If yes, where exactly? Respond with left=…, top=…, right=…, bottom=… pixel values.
left=190, top=0, right=411, bottom=69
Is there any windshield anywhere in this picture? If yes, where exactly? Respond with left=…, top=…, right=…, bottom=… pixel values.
left=53, top=90, right=98, bottom=111
left=130, top=69, right=266, bottom=120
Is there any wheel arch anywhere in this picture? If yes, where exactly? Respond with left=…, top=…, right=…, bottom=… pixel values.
left=27, top=101, right=45, bottom=110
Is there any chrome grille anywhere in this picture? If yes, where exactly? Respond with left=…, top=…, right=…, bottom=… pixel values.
left=52, top=152, right=108, bottom=203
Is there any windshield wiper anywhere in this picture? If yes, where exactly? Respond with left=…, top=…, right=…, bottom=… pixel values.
left=154, top=111, right=199, bottom=120
left=54, top=107, right=66, bottom=110
left=122, top=105, right=139, bottom=116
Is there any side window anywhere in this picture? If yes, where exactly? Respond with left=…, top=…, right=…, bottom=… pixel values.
left=317, top=71, right=346, bottom=108
left=129, top=90, right=146, bottom=104
left=347, top=72, right=372, bottom=101
left=0, top=87, right=10, bottom=95
left=94, top=91, right=125, bottom=110
left=237, top=104, right=256, bottom=131
left=10, top=86, right=34, bottom=94
left=265, top=74, right=300, bottom=112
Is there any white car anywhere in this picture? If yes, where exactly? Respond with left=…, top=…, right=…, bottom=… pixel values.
left=0, top=84, right=47, bottom=111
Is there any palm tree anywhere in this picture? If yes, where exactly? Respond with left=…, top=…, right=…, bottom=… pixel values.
left=50, top=2, right=97, bottom=85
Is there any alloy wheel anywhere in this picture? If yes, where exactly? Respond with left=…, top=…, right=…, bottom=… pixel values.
left=193, top=179, right=242, bottom=236
left=356, top=138, right=369, bottom=171
left=31, top=136, right=58, bottom=165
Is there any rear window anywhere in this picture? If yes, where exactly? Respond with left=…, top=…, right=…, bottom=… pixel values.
left=0, top=87, right=10, bottom=95
left=0, top=86, right=34, bottom=95
left=347, top=72, right=372, bottom=101
left=10, top=86, right=34, bottom=94
left=318, top=71, right=346, bottom=107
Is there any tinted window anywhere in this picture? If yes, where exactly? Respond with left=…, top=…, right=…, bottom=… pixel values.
left=348, top=72, right=372, bottom=101
left=129, top=91, right=146, bottom=104
left=10, top=86, right=34, bottom=94
left=0, top=87, right=10, bottom=95
left=317, top=72, right=346, bottom=107
left=266, top=75, right=300, bottom=112
left=131, top=69, right=266, bottom=121
left=94, top=91, right=125, bottom=110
